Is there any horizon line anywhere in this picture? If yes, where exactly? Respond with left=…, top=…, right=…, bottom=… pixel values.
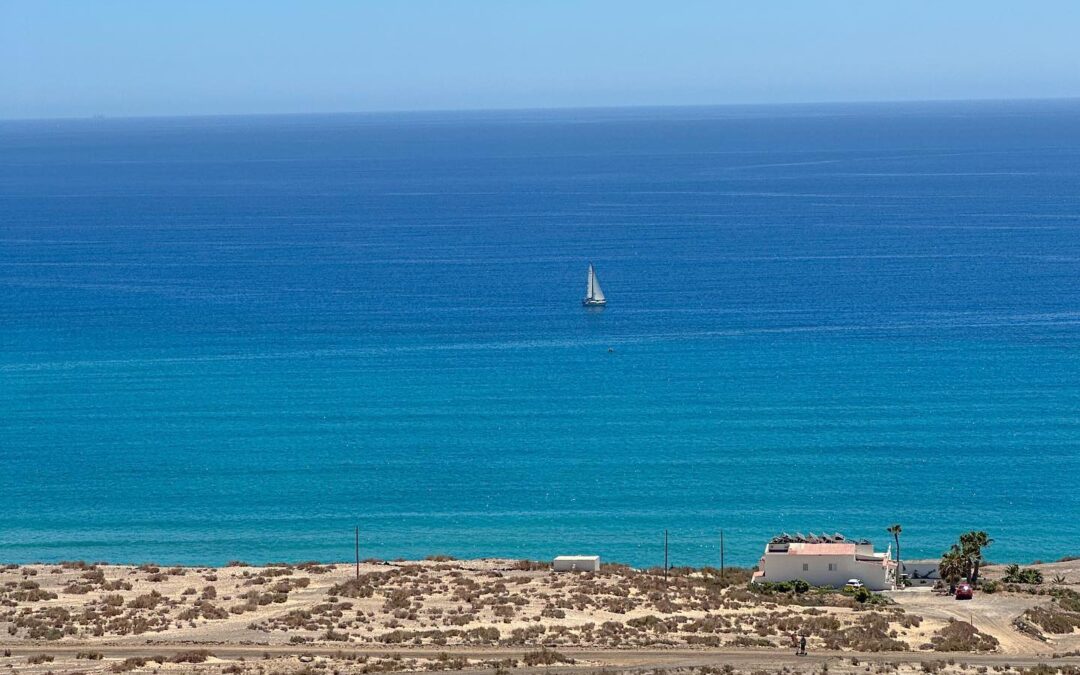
left=3, top=94, right=1080, bottom=124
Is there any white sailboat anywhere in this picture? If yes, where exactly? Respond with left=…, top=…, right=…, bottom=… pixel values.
left=583, top=263, right=607, bottom=306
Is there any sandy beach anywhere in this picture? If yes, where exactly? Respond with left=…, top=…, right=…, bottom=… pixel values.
left=2, top=558, right=1079, bottom=674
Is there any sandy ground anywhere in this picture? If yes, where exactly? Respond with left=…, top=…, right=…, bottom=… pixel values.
left=890, top=560, right=1080, bottom=655
left=1, top=558, right=1078, bottom=674
left=889, top=588, right=1064, bottom=655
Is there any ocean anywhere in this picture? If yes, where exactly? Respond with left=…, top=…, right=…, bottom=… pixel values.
left=1, top=100, right=1079, bottom=568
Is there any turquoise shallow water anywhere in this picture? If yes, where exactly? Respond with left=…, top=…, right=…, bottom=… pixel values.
left=1, top=101, right=1079, bottom=567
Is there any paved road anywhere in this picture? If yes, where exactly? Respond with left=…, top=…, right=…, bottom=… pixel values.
left=2, top=644, right=1078, bottom=671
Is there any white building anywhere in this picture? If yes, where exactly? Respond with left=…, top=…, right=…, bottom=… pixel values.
left=553, top=555, right=600, bottom=572
left=752, top=533, right=896, bottom=591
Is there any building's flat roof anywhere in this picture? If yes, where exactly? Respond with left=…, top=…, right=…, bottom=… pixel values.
left=553, top=555, right=599, bottom=561
left=785, top=542, right=857, bottom=555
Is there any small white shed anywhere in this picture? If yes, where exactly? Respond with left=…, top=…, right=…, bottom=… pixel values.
left=553, top=555, right=600, bottom=572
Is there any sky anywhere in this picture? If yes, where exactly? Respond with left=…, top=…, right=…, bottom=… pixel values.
left=3, top=0, right=1080, bottom=119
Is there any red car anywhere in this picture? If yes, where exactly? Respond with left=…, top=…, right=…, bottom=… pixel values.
left=955, top=582, right=974, bottom=600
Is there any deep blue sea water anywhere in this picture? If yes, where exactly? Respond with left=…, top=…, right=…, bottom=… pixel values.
left=2, top=100, right=1079, bottom=568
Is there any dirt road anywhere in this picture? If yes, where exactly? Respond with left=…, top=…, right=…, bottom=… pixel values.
left=887, top=587, right=1075, bottom=655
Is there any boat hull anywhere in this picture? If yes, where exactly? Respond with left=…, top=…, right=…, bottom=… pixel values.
left=582, top=299, right=607, bottom=307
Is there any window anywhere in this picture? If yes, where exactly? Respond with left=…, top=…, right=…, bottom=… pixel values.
left=828, top=563, right=837, bottom=571
left=802, top=563, right=809, bottom=571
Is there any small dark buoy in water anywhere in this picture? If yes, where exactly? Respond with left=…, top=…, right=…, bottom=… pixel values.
left=608, top=347, right=614, bottom=353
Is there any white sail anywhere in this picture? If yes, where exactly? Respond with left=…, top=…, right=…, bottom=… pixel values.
left=591, top=268, right=605, bottom=302
left=584, top=263, right=606, bottom=304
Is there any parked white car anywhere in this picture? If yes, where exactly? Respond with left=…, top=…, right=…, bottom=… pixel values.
left=844, top=579, right=864, bottom=589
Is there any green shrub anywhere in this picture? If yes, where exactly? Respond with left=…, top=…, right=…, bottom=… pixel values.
left=1003, top=565, right=1044, bottom=584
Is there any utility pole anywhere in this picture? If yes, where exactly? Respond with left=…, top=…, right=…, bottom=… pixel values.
left=355, top=526, right=360, bottom=581
left=663, top=529, right=669, bottom=584
left=720, top=529, right=725, bottom=581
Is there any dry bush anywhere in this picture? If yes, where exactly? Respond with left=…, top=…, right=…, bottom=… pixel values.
left=522, top=648, right=574, bottom=666
left=109, top=657, right=147, bottom=672
left=330, top=578, right=376, bottom=598
left=1023, top=606, right=1080, bottom=634
left=506, top=625, right=546, bottom=645
left=101, top=579, right=132, bottom=591
left=512, top=560, right=549, bottom=571
left=179, top=601, right=230, bottom=621
left=819, top=613, right=907, bottom=651
left=731, top=636, right=772, bottom=647
left=169, top=649, right=213, bottom=663
left=127, top=590, right=163, bottom=609
left=930, top=620, right=999, bottom=652
left=9, top=587, right=57, bottom=602
left=60, top=560, right=94, bottom=570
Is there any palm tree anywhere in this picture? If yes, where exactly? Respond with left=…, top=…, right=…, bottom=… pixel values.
left=939, top=545, right=966, bottom=593
left=1003, top=563, right=1021, bottom=583
left=887, top=524, right=903, bottom=587
left=959, top=531, right=993, bottom=585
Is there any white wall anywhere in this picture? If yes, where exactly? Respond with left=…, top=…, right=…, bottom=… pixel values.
left=553, top=556, right=600, bottom=572
left=757, top=553, right=892, bottom=590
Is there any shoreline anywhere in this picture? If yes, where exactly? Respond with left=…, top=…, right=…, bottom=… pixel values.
left=2, top=554, right=1075, bottom=571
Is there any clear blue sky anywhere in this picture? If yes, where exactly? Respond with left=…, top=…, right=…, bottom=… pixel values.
left=3, top=0, right=1080, bottom=119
